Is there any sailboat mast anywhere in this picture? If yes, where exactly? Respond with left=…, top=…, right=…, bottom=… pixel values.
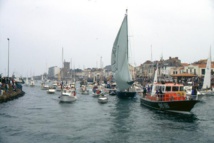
left=62, top=47, right=64, bottom=69
left=126, top=9, right=129, bottom=61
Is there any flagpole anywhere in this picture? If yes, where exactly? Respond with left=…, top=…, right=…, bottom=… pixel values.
left=7, top=38, right=10, bottom=77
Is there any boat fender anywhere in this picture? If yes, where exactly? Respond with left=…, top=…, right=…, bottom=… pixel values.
left=73, top=91, right=76, bottom=96
left=170, top=96, right=173, bottom=101
left=96, top=90, right=101, bottom=94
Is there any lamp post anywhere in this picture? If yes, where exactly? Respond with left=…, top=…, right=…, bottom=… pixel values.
left=7, top=38, right=10, bottom=77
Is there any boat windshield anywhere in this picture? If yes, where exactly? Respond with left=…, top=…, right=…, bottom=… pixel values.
left=165, top=86, right=171, bottom=91
left=172, top=86, right=179, bottom=91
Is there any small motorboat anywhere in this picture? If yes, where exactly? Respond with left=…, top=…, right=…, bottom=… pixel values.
left=41, top=83, right=49, bottom=90
left=80, top=85, right=89, bottom=95
left=92, top=89, right=102, bottom=97
left=98, top=94, right=108, bottom=104
left=47, top=88, right=56, bottom=94
left=59, top=88, right=77, bottom=103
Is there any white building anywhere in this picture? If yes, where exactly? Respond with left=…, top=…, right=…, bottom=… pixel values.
left=48, top=66, right=60, bottom=79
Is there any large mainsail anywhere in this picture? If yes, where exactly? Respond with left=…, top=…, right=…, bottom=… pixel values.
left=111, top=13, right=133, bottom=91
left=202, top=47, right=211, bottom=89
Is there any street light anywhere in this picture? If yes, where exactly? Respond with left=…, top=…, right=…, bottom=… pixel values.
left=7, top=38, right=10, bottom=77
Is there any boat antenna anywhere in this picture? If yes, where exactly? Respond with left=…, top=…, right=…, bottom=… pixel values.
left=126, top=9, right=128, bottom=15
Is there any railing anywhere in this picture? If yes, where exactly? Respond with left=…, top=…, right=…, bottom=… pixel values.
left=146, top=92, right=186, bottom=101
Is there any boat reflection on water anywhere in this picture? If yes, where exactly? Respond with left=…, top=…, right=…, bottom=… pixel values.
left=145, top=107, right=199, bottom=123
left=109, top=99, right=136, bottom=142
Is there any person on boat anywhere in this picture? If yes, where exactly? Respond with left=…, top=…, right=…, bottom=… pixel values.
left=147, top=86, right=151, bottom=93
left=71, top=85, right=76, bottom=90
left=93, top=84, right=98, bottom=93
left=158, top=88, right=163, bottom=101
left=191, top=86, right=197, bottom=100
left=61, top=81, right=63, bottom=90
left=143, top=87, right=147, bottom=97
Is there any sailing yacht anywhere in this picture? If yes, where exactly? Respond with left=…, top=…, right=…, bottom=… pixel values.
left=111, top=10, right=136, bottom=99
left=29, top=77, right=35, bottom=87
left=25, top=77, right=29, bottom=86
left=200, top=47, right=214, bottom=95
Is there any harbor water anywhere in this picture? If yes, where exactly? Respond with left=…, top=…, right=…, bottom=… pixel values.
left=0, top=82, right=214, bottom=143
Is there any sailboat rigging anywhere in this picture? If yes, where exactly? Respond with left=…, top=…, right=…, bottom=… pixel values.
left=111, top=10, right=136, bottom=99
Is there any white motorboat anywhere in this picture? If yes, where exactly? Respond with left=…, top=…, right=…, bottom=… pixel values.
left=47, top=88, right=56, bottom=94
left=92, top=88, right=102, bottom=97
left=59, top=88, right=77, bottom=103
left=41, top=83, right=49, bottom=90
left=98, top=95, right=108, bottom=103
left=80, top=85, right=89, bottom=95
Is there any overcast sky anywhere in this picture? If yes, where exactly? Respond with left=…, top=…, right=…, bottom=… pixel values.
left=0, top=0, right=214, bottom=77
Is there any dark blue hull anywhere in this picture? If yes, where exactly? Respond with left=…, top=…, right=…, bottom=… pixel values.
left=116, top=91, right=136, bottom=99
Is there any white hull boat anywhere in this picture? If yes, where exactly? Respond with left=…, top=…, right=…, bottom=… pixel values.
left=59, top=95, right=77, bottom=103
left=47, top=88, right=56, bottom=94
left=98, top=95, right=108, bottom=103
left=41, top=84, right=49, bottom=90
left=92, top=93, right=100, bottom=97
left=59, top=88, right=77, bottom=103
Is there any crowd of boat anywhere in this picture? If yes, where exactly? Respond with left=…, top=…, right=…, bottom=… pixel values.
left=19, top=72, right=213, bottom=115
left=2, top=10, right=213, bottom=115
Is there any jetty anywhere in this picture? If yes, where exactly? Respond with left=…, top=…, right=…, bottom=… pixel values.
left=0, top=80, right=25, bottom=103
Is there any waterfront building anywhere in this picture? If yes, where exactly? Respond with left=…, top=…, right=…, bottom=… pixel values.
left=48, top=66, right=60, bottom=79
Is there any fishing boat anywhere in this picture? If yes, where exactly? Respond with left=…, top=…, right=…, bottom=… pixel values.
left=111, top=10, right=136, bottom=99
left=140, top=64, right=199, bottom=114
left=199, top=47, right=214, bottom=95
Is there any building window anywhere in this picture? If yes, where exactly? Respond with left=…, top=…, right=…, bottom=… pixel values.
left=173, top=71, right=177, bottom=74
left=166, top=86, right=171, bottom=91
left=201, top=69, right=205, bottom=75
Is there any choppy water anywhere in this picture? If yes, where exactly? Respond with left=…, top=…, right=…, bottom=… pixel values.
left=0, top=82, right=214, bottom=143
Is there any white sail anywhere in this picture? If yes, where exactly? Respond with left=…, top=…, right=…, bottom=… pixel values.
left=151, top=64, right=158, bottom=96
left=25, top=77, right=29, bottom=85
left=202, top=47, right=211, bottom=89
left=111, top=13, right=133, bottom=91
